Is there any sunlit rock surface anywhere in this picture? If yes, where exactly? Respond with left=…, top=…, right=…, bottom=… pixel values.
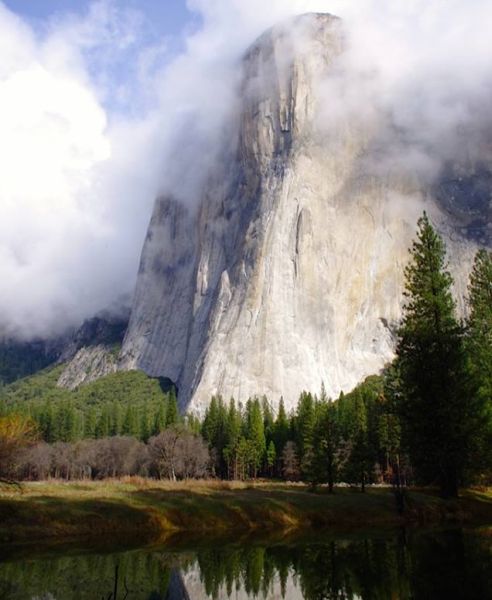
left=57, top=345, right=118, bottom=390
left=56, top=314, right=127, bottom=389
left=120, top=13, right=488, bottom=412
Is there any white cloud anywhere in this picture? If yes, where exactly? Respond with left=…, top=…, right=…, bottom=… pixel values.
left=0, top=0, right=491, bottom=340
left=316, top=0, right=492, bottom=174
left=0, top=1, right=157, bottom=339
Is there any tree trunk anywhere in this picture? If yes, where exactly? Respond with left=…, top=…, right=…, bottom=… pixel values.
left=440, top=470, right=459, bottom=499
left=327, top=457, right=334, bottom=493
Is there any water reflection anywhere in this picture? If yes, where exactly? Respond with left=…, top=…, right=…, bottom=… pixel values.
left=0, top=528, right=491, bottom=599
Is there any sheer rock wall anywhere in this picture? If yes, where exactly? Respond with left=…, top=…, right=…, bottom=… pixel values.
left=120, top=13, right=485, bottom=412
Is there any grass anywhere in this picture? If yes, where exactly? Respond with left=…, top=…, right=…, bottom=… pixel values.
left=1, top=480, right=491, bottom=549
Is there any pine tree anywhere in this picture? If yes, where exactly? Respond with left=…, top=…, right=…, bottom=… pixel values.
left=324, top=403, right=340, bottom=493
left=122, top=405, right=140, bottom=437
left=202, top=395, right=228, bottom=476
left=223, top=399, right=242, bottom=479
left=153, top=401, right=166, bottom=435
left=96, top=405, right=111, bottom=438
left=185, top=413, right=202, bottom=435
left=380, top=367, right=405, bottom=486
left=261, top=396, right=274, bottom=443
left=64, top=403, right=77, bottom=442
left=40, top=402, right=56, bottom=443
left=233, top=436, right=248, bottom=480
left=302, top=410, right=325, bottom=488
left=266, top=441, right=277, bottom=477
left=273, top=397, right=289, bottom=456
left=467, top=249, right=492, bottom=383
left=84, top=407, right=97, bottom=439
left=202, top=396, right=219, bottom=443
left=347, top=429, right=373, bottom=492
left=295, top=392, right=316, bottom=479
left=337, top=390, right=375, bottom=491
left=245, top=398, right=266, bottom=478
left=140, top=410, right=151, bottom=441
left=111, top=401, right=123, bottom=436
left=396, top=212, right=470, bottom=497
left=52, top=403, right=77, bottom=442
left=165, top=388, right=180, bottom=427
left=465, top=249, right=492, bottom=481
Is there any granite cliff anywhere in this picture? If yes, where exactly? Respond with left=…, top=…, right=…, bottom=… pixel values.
left=118, top=13, right=490, bottom=412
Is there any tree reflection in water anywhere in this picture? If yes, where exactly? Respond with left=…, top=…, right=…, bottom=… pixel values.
left=0, top=528, right=491, bottom=599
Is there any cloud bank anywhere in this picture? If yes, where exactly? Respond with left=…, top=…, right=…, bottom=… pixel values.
left=318, top=1, right=492, bottom=179
left=1, top=0, right=491, bottom=340
left=0, top=1, right=160, bottom=339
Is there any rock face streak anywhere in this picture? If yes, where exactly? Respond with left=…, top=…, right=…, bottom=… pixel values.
left=120, top=14, right=484, bottom=412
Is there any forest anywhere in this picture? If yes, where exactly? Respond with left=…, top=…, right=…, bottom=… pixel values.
left=1, top=214, right=491, bottom=498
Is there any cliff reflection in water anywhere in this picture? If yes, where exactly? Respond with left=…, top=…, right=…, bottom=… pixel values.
left=1, top=528, right=491, bottom=599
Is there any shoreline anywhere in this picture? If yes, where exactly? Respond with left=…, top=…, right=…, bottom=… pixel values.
left=1, top=481, right=491, bottom=549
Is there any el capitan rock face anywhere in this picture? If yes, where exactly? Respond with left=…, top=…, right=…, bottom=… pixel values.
left=120, top=13, right=490, bottom=412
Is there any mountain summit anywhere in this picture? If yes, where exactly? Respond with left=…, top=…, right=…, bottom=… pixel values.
left=118, top=13, right=488, bottom=412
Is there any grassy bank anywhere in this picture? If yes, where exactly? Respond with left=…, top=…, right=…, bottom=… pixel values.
left=1, top=480, right=491, bottom=547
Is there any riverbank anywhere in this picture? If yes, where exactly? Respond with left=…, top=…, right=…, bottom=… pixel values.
left=1, top=480, right=491, bottom=547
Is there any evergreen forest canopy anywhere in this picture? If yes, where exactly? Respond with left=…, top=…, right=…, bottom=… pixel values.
left=0, top=368, right=183, bottom=442
left=0, top=213, right=491, bottom=497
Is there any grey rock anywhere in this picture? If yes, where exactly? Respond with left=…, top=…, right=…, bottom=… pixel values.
left=56, top=344, right=118, bottom=390
left=120, top=13, right=490, bottom=413
left=55, top=314, right=128, bottom=389
left=57, top=314, right=128, bottom=364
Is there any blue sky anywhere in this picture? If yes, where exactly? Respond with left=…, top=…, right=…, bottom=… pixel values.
left=2, top=1, right=204, bottom=118
left=4, top=0, right=192, bottom=34
left=4, top=0, right=196, bottom=67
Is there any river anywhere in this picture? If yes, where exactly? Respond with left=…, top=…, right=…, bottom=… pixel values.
left=0, top=527, right=491, bottom=599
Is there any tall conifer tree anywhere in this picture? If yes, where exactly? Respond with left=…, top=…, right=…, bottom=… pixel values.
left=245, top=398, right=266, bottom=477
left=396, top=213, right=470, bottom=497
left=467, top=249, right=492, bottom=382
left=273, top=398, right=289, bottom=455
left=165, top=388, right=180, bottom=427
left=465, top=249, right=492, bottom=479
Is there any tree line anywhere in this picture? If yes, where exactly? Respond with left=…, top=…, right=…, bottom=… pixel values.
left=0, top=368, right=184, bottom=443
left=21, top=387, right=184, bottom=443
left=200, top=379, right=393, bottom=488
left=12, top=430, right=209, bottom=481
left=1, top=213, right=491, bottom=496
left=196, top=214, right=492, bottom=496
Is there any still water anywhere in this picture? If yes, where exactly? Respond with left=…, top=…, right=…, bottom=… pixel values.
left=0, top=528, right=491, bottom=599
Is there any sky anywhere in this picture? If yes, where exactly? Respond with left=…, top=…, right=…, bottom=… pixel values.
left=4, top=1, right=194, bottom=60
left=0, top=0, right=491, bottom=340
left=0, top=0, right=200, bottom=340
left=4, top=1, right=191, bottom=34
